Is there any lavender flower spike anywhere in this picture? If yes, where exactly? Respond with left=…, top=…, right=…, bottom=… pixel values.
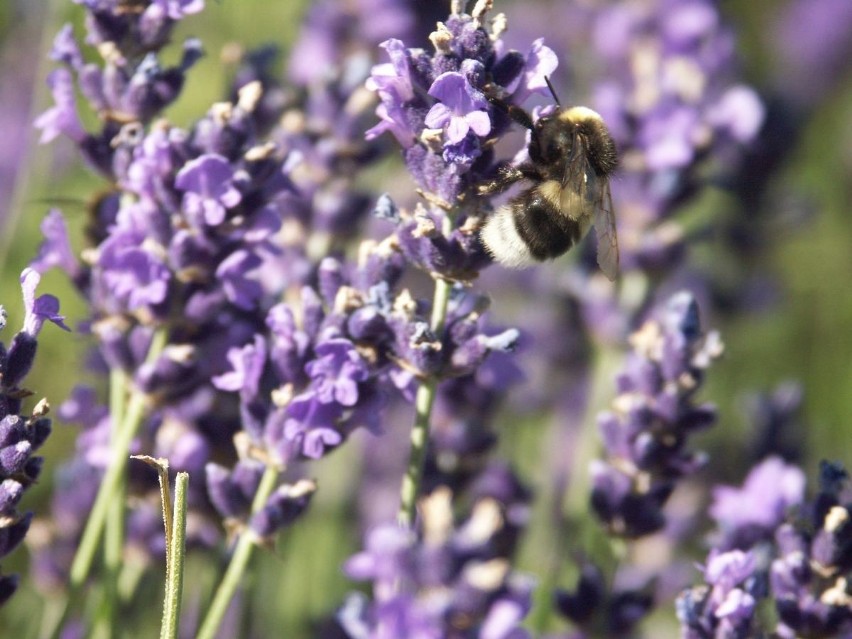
left=365, top=6, right=559, bottom=201
left=591, top=291, right=723, bottom=537
left=676, top=549, right=762, bottom=639
left=0, top=270, right=66, bottom=606
left=771, top=461, right=852, bottom=638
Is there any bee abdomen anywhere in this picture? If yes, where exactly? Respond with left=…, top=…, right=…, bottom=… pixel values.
left=515, top=192, right=586, bottom=260
left=481, top=189, right=587, bottom=267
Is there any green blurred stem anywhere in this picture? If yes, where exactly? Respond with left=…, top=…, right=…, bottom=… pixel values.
left=90, top=368, right=131, bottom=639
left=69, top=329, right=168, bottom=588
left=196, top=464, right=279, bottom=639
left=397, top=214, right=453, bottom=529
left=563, top=344, right=621, bottom=527
left=161, top=473, right=189, bottom=639
left=563, top=270, right=648, bottom=531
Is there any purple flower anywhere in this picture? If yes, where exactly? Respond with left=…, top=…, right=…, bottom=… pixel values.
left=34, top=68, right=85, bottom=144
left=710, top=457, right=806, bottom=549
left=706, top=85, right=765, bottom=144
left=215, top=249, right=263, bottom=311
left=306, top=338, right=369, bottom=406
left=283, top=394, right=345, bottom=460
left=341, top=465, right=534, bottom=638
left=30, top=209, right=82, bottom=280
left=205, top=461, right=262, bottom=519
left=503, top=38, right=559, bottom=103
left=175, top=153, right=242, bottom=226
left=365, top=39, right=419, bottom=146
left=212, top=334, right=267, bottom=399
left=703, top=550, right=758, bottom=592
left=50, top=24, right=83, bottom=68
left=20, top=268, right=71, bottom=336
left=98, top=228, right=171, bottom=311
left=265, top=303, right=310, bottom=384
left=677, top=549, right=761, bottom=639
left=769, top=462, right=852, bottom=638
left=425, top=72, right=491, bottom=145
left=124, top=123, right=188, bottom=204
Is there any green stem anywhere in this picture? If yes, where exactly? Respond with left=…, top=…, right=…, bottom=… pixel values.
left=398, top=377, right=439, bottom=528
left=69, top=329, right=168, bottom=588
left=397, top=214, right=454, bottom=529
left=97, top=369, right=130, bottom=638
left=196, top=464, right=279, bottom=639
left=161, top=473, right=189, bottom=639
left=563, top=345, right=621, bottom=527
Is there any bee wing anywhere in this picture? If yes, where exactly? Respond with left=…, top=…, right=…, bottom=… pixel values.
left=593, top=179, right=619, bottom=281
left=561, top=133, right=588, bottom=192
left=558, top=136, right=594, bottom=219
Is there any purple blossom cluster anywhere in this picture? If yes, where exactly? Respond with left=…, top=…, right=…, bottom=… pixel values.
left=771, top=463, right=852, bottom=638
left=0, top=269, right=68, bottom=605
left=591, top=290, right=723, bottom=538
left=366, top=1, right=558, bottom=203
left=338, top=286, right=528, bottom=637
left=340, top=463, right=533, bottom=638
left=10, top=0, right=845, bottom=636
left=586, top=0, right=764, bottom=273
left=676, top=547, right=763, bottom=639
left=545, top=291, right=723, bottom=636
left=29, top=0, right=527, bottom=602
left=202, top=254, right=518, bottom=472
left=679, top=460, right=852, bottom=638
left=488, top=0, right=767, bottom=351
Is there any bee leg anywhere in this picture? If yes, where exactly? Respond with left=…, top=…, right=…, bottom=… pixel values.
left=478, top=163, right=541, bottom=195
left=479, top=167, right=523, bottom=195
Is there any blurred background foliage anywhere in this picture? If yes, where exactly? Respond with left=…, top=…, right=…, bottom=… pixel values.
left=0, top=0, right=851, bottom=636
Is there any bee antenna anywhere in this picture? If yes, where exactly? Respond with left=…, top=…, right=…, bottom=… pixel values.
left=545, top=76, right=561, bottom=106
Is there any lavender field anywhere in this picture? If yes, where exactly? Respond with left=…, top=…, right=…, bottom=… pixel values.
left=1, top=1, right=851, bottom=637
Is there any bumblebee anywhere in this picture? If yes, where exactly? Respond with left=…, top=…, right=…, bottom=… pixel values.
left=479, top=97, right=619, bottom=280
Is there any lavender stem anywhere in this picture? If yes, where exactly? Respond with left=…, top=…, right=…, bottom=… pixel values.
left=69, top=329, right=168, bottom=588
left=397, top=214, right=454, bottom=529
left=196, top=464, right=279, bottom=639
left=564, top=344, right=621, bottom=530
left=161, top=472, right=189, bottom=639
left=99, top=369, right=130, bottom=635
left=398, top=378, right=438, bottom=528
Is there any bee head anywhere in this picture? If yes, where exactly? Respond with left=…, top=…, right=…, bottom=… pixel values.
left=529, top=109, right=573, bottom=166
